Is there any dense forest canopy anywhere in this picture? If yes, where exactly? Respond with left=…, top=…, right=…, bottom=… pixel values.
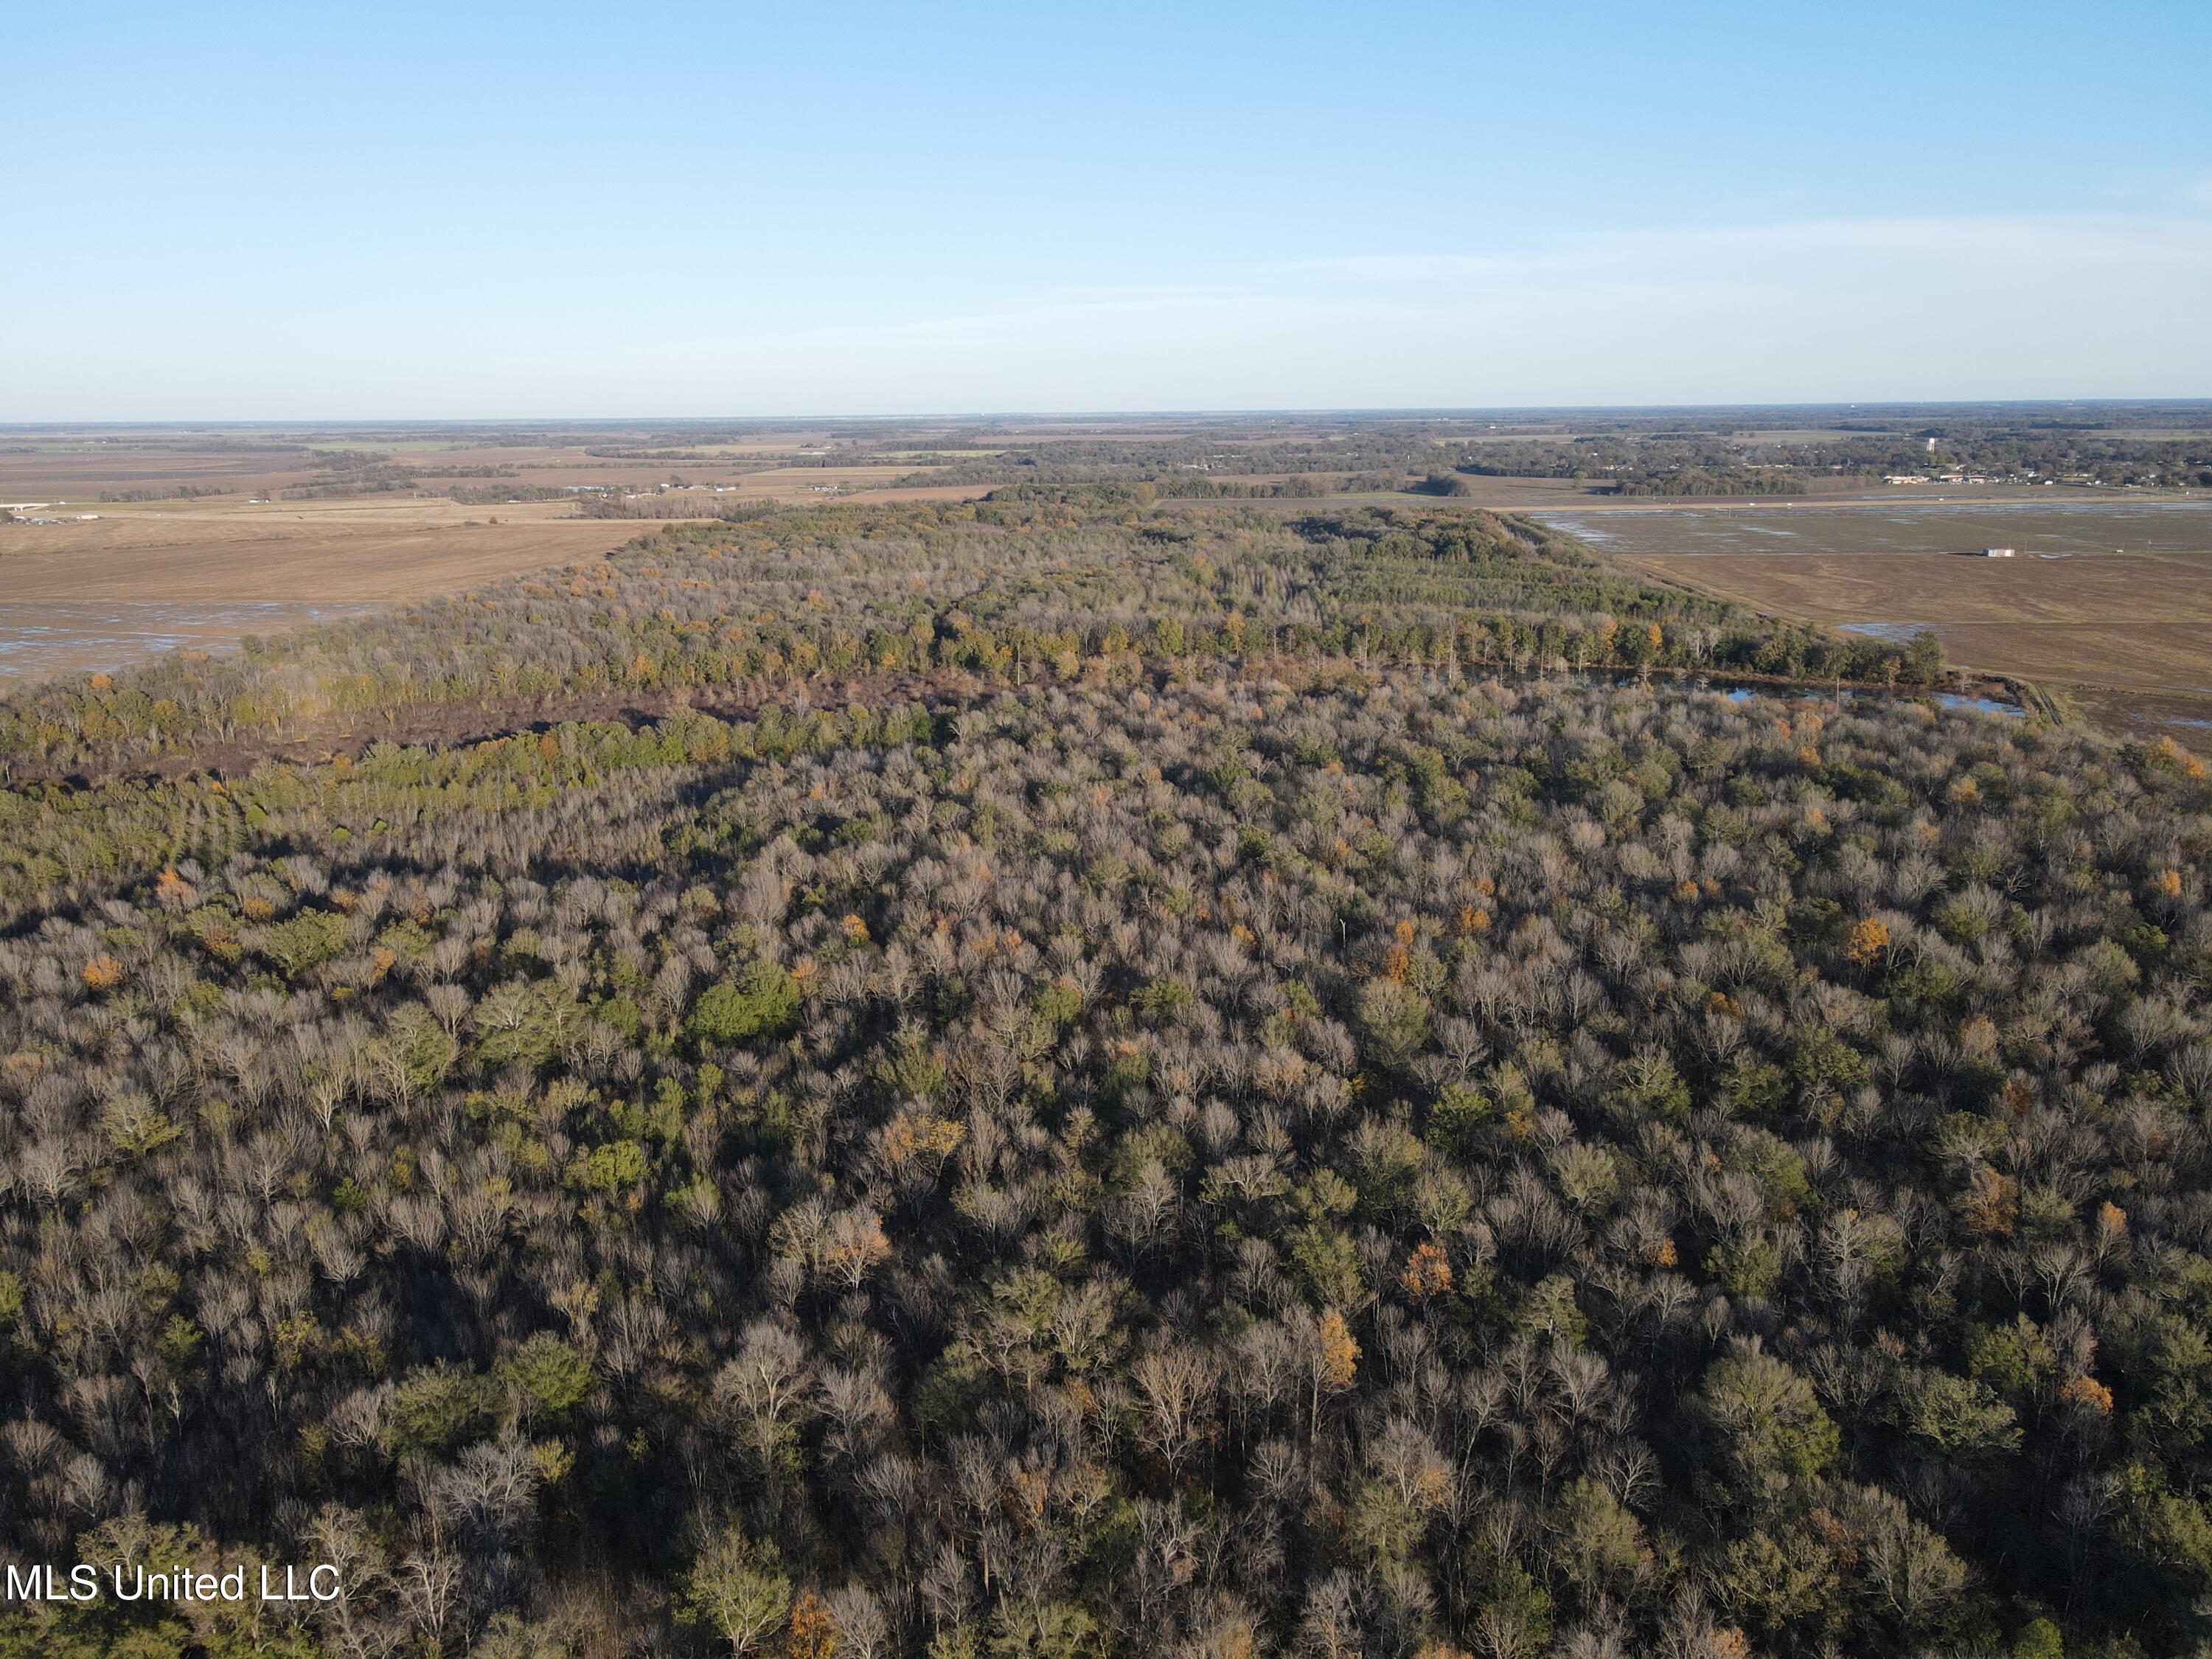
left=1, top=490, right=2208, bottom=1659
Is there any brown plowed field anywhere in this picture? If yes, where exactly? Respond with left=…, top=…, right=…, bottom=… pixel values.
left=1540, top=499, right=2212, bottom=740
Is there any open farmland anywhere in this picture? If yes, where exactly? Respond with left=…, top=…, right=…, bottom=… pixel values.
left=0, top=599, right=377, bottom=683
left=0, top=427, right=1001, bottom=678
left=0, top=497, right=647, bottom=602
left=0, top=498, right=646, bottom=678
left=1543, top=500, right=2212, bottom=737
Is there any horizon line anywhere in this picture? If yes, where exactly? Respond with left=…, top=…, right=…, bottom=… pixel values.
left=7, top=397, right=2212, bottom=429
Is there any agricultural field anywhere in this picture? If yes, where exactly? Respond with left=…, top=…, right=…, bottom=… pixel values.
left=0, top=599, right=378, bottom=684
left=0, top=499, right=642, bottom=680
left=0, top=498, right=647, bottom=602
left=0, top=428, right=1004, bottom=679
left=1545, top=501, right=2212, bottom=739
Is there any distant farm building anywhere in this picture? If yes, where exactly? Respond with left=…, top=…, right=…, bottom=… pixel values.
left=1979, top=546, right=2016, bottom=558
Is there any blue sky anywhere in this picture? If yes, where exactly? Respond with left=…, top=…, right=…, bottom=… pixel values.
left=6, top=0, right=2209, bottom=417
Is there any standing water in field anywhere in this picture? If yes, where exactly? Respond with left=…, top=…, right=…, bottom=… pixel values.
left=0, top=601, right=377, bottom=681
left=1535, top=499, right=2212, bottom=558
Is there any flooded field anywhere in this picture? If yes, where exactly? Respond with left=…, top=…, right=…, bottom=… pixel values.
left=0, top=602, right=375, bottom=681
left=1540, top=498, right=2212, bottom=560
left=1540, top=498, right=2212, bottom=740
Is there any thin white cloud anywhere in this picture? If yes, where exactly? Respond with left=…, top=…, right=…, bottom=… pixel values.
left=10, top=211, right=2210, bottom=417
left=551, top=211, right=2212, bottom=413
